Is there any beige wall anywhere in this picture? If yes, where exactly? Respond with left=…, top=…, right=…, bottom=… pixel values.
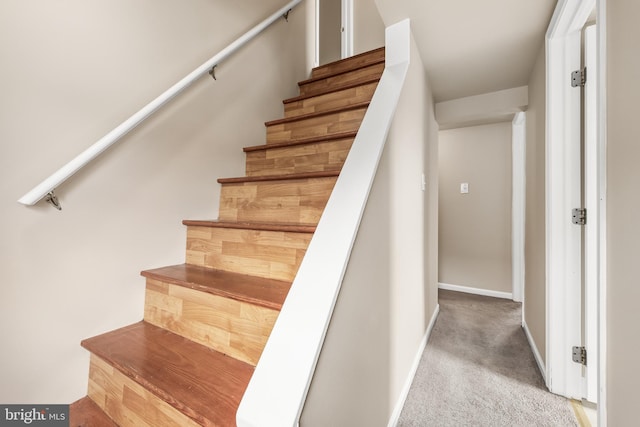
left=523, top=43, right=546, bottom=364
left=606, top=0, right=640, bottom=424
left=0, top=0, right=310, bottom=404
left=438, top=122, right=512, bottom=293
left=300, top=31, right=438, bottom=426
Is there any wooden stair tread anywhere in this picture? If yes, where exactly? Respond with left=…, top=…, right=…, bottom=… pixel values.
left=82, top=321, right=254, bottom=427
left=243, top=131, right=357, bottom=153
left=311, top=47, right=385, bottom=79
left=283, top=76, right=381, bottom=104
left=217, top=170, right=340, bottom=184
left=141, top=263, right=290, bottom=310
left=182, top=219, right=316, bottom=233
left=265, top=101, right=370, bottom=127
left=298, top=47, right=385, bottom=86
left=69, top=397, right=118, bottom=427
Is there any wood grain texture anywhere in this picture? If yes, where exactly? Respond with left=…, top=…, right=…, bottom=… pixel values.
left=299, top=62, right=384, bottom=97
left=284, top=81, right=379, bottom=118
left=266, top=107, right=367, bottom=144
left=218, top=176, right=337, bottom=225
left=266, top=101, right=370, bottom=127
left=185, top=225, right=312, bottom=281
left=69, top=396, right=118, bottom=427
left=83, top=323, right=254, bottom=427
left=217, top=170, right=340, bottom=184
left=310, top=46, right=385, bottom=79
left=141, top=264, right=291, bottom=310
left=88, top=354, right=203, bottom=427
left=144, top=278, right=279, bottom=365
left=182, top=219, right=316, bottom=234
left=244, top=130, right=358, bottom=153
left=245, top=137, right=354, bottom=176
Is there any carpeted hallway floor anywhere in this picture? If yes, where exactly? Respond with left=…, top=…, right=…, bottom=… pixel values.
left=397, top=290, right=579, bottom=426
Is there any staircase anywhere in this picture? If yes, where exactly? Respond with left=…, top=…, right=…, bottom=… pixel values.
left=69, top=47, right=385, bottom=427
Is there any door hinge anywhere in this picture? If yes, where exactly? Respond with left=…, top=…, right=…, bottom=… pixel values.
left=572, top=208, right=587, bottom=225
left=571, top=67, right=587, bottom=87
left=572, top=346, right=587, bottom=365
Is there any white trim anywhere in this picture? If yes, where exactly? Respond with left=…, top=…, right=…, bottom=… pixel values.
left=523, top=319, right=547, bottom=379
left=512, top=112, right=526, bottom=303
left=583, top=23, right=598, bottom=404
left=545, top=0, right=595, bottom=399
left=387, top=304, right=440, bottom=427
left=340, top=0, right=354, bottom=58
left=314, top=0, right=320, bottom=68
left=597, top=0, right=608, bottom=423
left=438, top=282, right=513, bottom=300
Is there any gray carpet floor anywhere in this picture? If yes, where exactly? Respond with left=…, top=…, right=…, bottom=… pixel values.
left=397, top=290, right=579, bottom=427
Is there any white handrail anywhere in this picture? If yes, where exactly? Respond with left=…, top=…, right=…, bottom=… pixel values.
left=236, top=19, right=411, bottom=427
left=18, top=0, right=302, bottom=207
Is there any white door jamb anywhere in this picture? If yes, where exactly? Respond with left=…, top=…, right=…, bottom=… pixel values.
left=341, top=0, right=354, bottom=58
left=596, top=0, right=608, bottom=424
left=512, top=112, right=526, bottom=303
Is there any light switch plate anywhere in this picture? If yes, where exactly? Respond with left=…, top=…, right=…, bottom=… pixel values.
left=460, top=182, right=469, bottom=194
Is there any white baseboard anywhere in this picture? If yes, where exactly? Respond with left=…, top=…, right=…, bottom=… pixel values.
left=438, top=282, right=513, bottom=300
left=522, top=319, right=546, bottom=380
left=387, top=304, right=440, bottom=427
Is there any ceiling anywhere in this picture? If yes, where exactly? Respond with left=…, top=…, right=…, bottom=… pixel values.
left=375, top=0, right=558, bottom=102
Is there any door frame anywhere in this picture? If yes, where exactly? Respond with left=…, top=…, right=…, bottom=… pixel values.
left=341, top=0, right=354, bottom=58
left=546, top=1, right=607, bottom=423
left=545, top=0, right=594, bottom=399
left=512, top=112, right=526, bottom=303
left=596, top=0, right=608, bottom=424
left=583, top=23, right=598, bottom=405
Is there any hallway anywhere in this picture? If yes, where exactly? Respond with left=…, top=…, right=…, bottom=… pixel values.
left=397, top=290, right=578, bottom=426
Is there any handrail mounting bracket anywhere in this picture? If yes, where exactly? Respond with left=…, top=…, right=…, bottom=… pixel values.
left=209, top=65, right=217, bottom=80
left=283, top=9, right=291, bottom=22
left=45, top=191, right=62, bottom=211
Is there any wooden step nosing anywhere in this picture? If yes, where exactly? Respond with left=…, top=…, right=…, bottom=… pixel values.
left=300, top=58, right=385, bottom=86
left=141, top=264, right=289, bottom=310
left=311, top=47, right=385, bottom=76
left=283, top=77, right=381, bottom=105
left=217, top=170, right=340, bottom=185
left=243, top=131, right=358, bottom=153
left=265, top=101, right=370, bottom=127
left=182, top=219, right=317, bottom=233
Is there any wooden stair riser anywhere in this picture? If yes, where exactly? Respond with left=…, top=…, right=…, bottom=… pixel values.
left=311, top=47, right=385, bottom=79
left=87, top=355, right=201, bottom=427
left=284, top=81, right=379, bottom=118
left=185, top=225, right=311, bottom=282
left=299, top=62, right=384, bottom=96
left=266, top=107, right=366, bottom=144
left=144, top=278, right=279, bottom=366
left=218, top=176, right=337, bottom=224
left=246, top=137, right=354, bottom=176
